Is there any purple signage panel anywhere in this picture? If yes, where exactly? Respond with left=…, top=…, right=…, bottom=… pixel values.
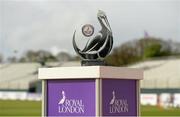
left=102, top=79, right=137, bottom=116
left=47, top=79, right=96, bottom=116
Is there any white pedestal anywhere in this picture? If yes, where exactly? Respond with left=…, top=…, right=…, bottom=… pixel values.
left=38, top=66, right=143, bottom=116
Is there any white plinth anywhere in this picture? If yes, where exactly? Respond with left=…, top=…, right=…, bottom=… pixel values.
left=38, top=66, right=143, bottom=117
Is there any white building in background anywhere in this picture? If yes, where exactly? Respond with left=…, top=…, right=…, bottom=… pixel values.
left=0, top=59, right=180, bottom=107
left=1, top=59, right=180, bottom=90
left=0, top=62, right=80, bottom=91
left=131, top=58, right=180, bottom=89
left=130, top=58, right=180, bottom=107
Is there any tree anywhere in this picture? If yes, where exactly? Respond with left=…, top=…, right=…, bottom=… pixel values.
left=7, top=57, right=17, bottom=63
left=106, top=41, right=141, bottom=66
left=19, top=50, right=57, bottom=65
left=0, top=54, right=3, bottom=63
left=106, top=37, right=172, bottom=66
left=144, top=43, right=161, bottom=58
left=56, top=52, right=72, bottom=62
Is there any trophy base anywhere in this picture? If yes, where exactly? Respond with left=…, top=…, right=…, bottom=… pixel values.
left=81, top=60, right=106, bottom=66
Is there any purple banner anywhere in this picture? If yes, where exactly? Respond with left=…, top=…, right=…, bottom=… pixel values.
left=47, top=79, right=96, bottom=116
left=102, top=79, right=137, bottom=116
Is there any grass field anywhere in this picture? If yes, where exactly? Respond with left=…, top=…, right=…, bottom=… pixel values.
left=0, top=100, right=180, bottom=116
left=0, top=100, right=41, bottom=116
left=141, top=105, right=180, bottom=116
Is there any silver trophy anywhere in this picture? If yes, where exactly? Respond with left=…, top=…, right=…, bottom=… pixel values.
left=73, top=10, right=113, bottom=66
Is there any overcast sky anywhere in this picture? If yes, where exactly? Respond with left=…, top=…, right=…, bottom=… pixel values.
left=0, top=0, right=180, bottom=58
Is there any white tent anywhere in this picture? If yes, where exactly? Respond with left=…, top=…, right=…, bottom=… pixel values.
left=130, top=58, right=180, bottom=88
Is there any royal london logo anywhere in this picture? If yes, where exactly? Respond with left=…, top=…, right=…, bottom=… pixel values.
left=109, top=91, right=129, bottom=113
left=58, top=91, right=85, bottom=114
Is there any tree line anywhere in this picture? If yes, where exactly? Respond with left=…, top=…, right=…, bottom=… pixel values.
left=105, top=37, right=180, bottom=66
left=0, top=37, right=180, bottom=66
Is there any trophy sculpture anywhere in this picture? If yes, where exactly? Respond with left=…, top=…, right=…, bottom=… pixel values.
left=73, top=10, right=113, bottom=66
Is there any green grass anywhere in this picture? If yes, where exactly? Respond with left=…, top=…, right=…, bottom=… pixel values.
left=141, top=105, right=180, bottom=116
left=0, top=100, right=180, bottom=116
left=0, top=100, right=41, bottom=116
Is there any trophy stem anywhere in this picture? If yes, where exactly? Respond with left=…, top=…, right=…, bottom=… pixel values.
left=81, top=60, right=106, bottom=66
